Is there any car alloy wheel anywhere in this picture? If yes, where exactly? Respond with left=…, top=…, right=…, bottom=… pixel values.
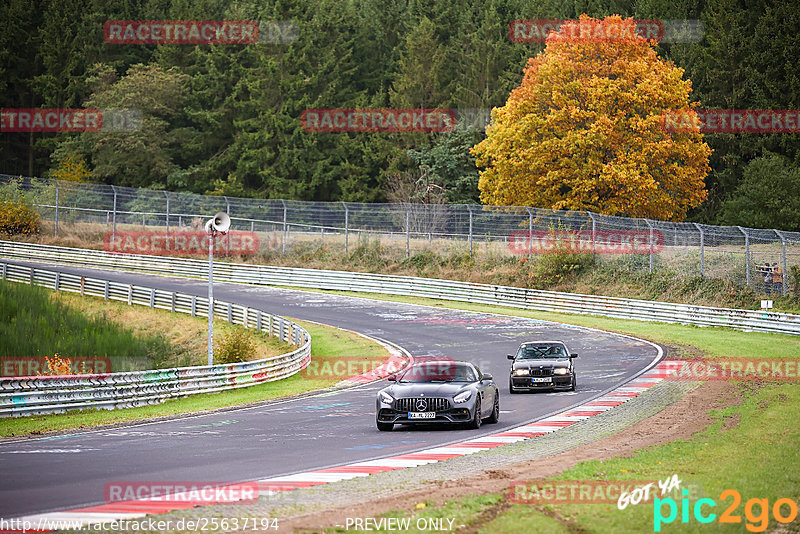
left=469, top=399, right=482, bottom=429
left=486, top=394, right=499, bottom=424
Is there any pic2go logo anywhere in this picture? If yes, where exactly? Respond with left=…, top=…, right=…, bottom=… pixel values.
left=654, top=489, right=799, bottom=532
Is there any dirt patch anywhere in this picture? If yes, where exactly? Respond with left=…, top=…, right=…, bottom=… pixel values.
left=279, top=380, right=735, bottom=533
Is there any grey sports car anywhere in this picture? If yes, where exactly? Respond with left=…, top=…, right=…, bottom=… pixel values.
left=508, top=341, right=578, bottom=393
left=375, top=360, right=499, bottom=431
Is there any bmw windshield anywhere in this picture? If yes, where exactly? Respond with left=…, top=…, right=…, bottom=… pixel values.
left=516, top=344, right=568, bottom=359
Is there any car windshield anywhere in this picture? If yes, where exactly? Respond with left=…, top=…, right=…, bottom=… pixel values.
left=399, top=362, right=476, bottom=382
left=516, top=344, right=568, bottom=359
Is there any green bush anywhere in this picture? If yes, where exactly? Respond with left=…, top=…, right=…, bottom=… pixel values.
left=0, top=199, right=40, bottom=236
left=533, top=250, right=593, bottom=286
left=215, top=327, right=257, bottom=364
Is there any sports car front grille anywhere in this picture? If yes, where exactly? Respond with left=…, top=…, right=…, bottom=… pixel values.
left=528, top=368, right=554, bottom=377
left=394, top=397, right=451, bottom=412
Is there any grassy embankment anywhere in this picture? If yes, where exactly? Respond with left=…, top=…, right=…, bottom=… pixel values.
left=293, top=290, right=800, bottom=534
left=0, top=279, right=391, bottom=437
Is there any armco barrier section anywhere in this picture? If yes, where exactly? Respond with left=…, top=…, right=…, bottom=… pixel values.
left=2, top=241, right=799, bottom=336
left=0, top=261, right=311, bottom=417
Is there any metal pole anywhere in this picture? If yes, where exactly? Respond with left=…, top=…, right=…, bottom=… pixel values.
left=645, top=219, right=654, bottom=273
left=223, top=196, right=230, bottom=253
left=525, top=207, right=533, bottom=258
left=405, top=205, right=410, bottom=258
left=693, top=223, right=704, bottom=279
left=110, top=185, right=117, bottom=242
left=467, top=206, right=473, bottom=254
left=737, top=226, right=750, bottom=287
left=164, top=191, right=170, bottom=251
left=208, top=232, right=214, bottom=366
left=54, top=181, right=59, bottom=236
left=587, top=212, right=597, bottom=263
left=343, top=201, right=349, bottom=253
left=281, top=199, right=287, bottom=254
left=776, top=230, right=787, bottom=296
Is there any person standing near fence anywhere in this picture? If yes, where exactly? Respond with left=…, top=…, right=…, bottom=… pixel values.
left=772, top=263, right=784, bottom=295
left=762, top=263, right=772, bottom=294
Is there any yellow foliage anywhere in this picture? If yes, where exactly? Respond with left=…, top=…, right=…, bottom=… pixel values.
left=50, top=154, right=90, bottom=183
left=37, top=354, right=74, bottom=376
left=0, top=199, right=40, bottom=236
left=472, top=15, right=711, bottom=221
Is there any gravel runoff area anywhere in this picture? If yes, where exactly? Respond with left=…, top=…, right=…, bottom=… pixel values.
left=62, top=376, right=712, bottom=534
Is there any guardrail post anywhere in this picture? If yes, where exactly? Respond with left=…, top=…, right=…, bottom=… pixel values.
left=104, top=280, right=109, bottom=300
left=54, top=180, right=59, bottom=236
left=776, top=230, right=787, bottom=296
left=191, top=295, right=196, bottom=316
left=279, top=317, right=285, bottom=341
left=269, top=315, right=274, bottom=336
left=29, top=267, right=34, bottom=285
left=645, top=219, right=655, bottom=273
left=110, top=185, right=118, bottom=242
left=737, top=226, right=750, bottom=287
left=693, top=223, right=705, bottom=278
left=171, top=292, right=176, bottom=312
left=54, top=271, right=60, bottom=291
left=149, top=288, right=155, bottom=308
left=257, top=309, right=262, bottom=331
left=128, top=284, right=132, bottom=305
left=343, top=201, right=349, bottom=253
left=80, top=276, right=85, bottom=296
left=227, top=302, right=232, bottom=323
left=467, top=205, right=473, bottom=255
left=405, top=204, right=410, bottom=258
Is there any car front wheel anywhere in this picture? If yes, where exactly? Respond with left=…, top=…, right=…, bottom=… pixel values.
left=469, top=399, right=482, bottom=429
left=486, top=393, right=499, bottom=424
left=570, top=375, right=576, bottom=391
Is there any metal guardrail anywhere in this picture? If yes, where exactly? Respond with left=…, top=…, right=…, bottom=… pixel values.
left=2, top=240, right=799, bottom=336
left=0, top=260, right=311, bottom=417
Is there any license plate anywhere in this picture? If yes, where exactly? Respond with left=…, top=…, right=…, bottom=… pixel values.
left=408, top=412, right=435, bottom=419
left=531, top=377, right=552, bottom=383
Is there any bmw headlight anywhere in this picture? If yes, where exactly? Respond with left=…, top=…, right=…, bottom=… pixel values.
left=554, top=368, right=569, bottom=375
left=453, top=390, right=472, bottom=403
left=378, top=391, right=394, bottom=404
left=513, top=368, right=530, bottom=376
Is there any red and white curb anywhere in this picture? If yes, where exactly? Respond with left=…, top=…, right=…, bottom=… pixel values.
left=5, top=360, right=685, bottom=532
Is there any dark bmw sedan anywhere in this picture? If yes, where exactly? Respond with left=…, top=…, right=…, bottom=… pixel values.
left=508, top=341, right=577, bottom=393
left=375, top=360, right=499, bottom=431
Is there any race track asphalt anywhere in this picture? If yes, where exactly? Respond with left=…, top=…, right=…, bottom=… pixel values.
left=0, top=261, right=661, bottom=518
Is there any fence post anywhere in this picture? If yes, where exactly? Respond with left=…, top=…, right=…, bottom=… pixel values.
left=281, top=199, right=287, bottom=254
left=343, top=201, right=349, bottom=253
left=54, top=180, right=59, bottom=236
left=775, top=230, right=787, bottom=296
left=525, top=207, right=533, bottom=258
left=223, top=195, right=231, bottom=253
left=467, top=205, right=473, bottom=255
left=645, top=219, right=654, bottom=273
left=405, top=204, right=410, bottom=258
left=110, top=185, right=118, bottom=242
left=164, top=191, right=170, bottom=251
left=737, top=226, right=750, bottom=287
left=693, top=223, right=705, bottom=279
left=587, top=212, right=597, bottom=261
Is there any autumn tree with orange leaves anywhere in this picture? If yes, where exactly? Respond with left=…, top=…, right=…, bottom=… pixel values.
left=472, top=15, right=711, bottom=221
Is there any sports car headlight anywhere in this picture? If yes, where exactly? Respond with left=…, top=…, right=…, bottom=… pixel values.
left=453, top=390, right=472, bottom=403
left=554, top=368, right=569, bottom=375
left=379, top=391, right=394, bottom=404
left=513, top=369, right=530, bottom=376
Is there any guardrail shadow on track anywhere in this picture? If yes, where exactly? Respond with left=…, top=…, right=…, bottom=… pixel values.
left=0, top=261, right=311, bottom=417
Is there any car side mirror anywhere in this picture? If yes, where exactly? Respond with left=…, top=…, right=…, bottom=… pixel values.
left=570, top=353, right=578, bottom=359
left=387, top=375, right=396, bottom=381
left=482, top=373, right=493, bottom=381
left=507, top=354, right=514, bottom=360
